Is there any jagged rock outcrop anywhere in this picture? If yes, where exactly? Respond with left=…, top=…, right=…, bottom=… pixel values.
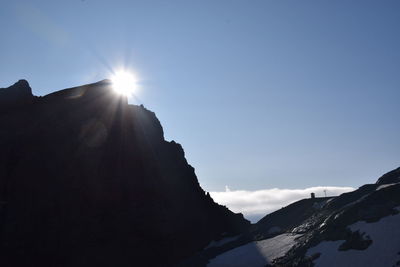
left=0, top=80, right=249, bottom=267
left=0, top=80, right=35, bottom=113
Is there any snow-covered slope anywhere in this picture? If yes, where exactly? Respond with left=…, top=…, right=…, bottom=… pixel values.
left=208, top=234, right=300, bottom=267
left=307, top=209, right=400, bottom=267
left=274, top=168, right=400, bottom=266
left=180, top=167, right=400, bottom=267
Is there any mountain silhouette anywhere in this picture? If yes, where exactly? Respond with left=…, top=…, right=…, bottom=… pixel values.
left=0, top=80, right=249, bottom=267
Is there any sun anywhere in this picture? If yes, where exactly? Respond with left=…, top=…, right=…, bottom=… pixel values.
left=110, top=70, right=138, bottom=96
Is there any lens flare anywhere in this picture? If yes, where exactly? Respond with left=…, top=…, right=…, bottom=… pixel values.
left=110, top=70, right=138, bottom=96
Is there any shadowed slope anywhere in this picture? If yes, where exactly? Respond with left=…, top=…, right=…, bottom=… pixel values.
left=0, top=80, right=249, bottom=267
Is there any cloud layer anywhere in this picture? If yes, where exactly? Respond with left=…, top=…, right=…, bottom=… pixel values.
left=210, top=186, right=354, bottom=223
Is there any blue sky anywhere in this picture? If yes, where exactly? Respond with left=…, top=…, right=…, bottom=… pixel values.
left=1, top=0, right=399, bottom=192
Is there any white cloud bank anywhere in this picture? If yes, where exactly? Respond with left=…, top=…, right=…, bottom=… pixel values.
left=210, top=186, right=355, bottom=222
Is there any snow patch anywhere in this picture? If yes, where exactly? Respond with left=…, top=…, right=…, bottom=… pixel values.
left=307, top=212, right=400, bottom=267
left=376, top=183, right=398, bottom=191
left=208, top=234, right=300, bottom=267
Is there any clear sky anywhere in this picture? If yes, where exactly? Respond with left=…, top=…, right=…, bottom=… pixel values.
left=1, top=0, right=399, bottom=192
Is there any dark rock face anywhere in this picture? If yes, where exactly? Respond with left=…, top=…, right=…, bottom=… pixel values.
left=254, top=197, right=332, bottom=239
left=0, top=80, right=249, bottom=267
left=376, top=167, right=400, bottom=185
left=0, top=80, right=35, bottom=113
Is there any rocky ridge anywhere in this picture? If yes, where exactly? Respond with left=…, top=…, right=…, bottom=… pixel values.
left=0, top=80, right=250, bottom=267
left=189, top=167, right=400, bottom=266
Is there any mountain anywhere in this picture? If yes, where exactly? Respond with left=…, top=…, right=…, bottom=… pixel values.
left=376, top=167, right=400, bottom=185
left=0, top=80, right=250, bottom=267
left=0, top=79, right=36, bottom=113
left=190, top=167, right=400, bottom=267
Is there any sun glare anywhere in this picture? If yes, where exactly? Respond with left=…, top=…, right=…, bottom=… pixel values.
left=111, top=70, right=138, bottom=97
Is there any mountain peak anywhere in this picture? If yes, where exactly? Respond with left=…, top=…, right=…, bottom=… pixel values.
left=0, top=79, right=34, bottom=112
left=0, top=79, right=249, bottom=266
left=1, top=79, right=32, bottom=94
left=13, top=79, right=30, bottom=87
